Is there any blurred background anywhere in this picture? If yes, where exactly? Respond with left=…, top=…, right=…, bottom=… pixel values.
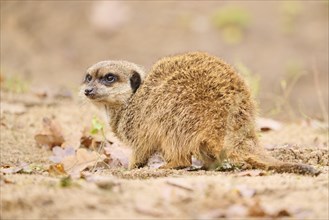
left=1, top=1, right=328, bottom=120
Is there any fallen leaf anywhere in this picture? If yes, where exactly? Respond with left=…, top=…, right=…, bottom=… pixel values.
left=49, top=146, right=75, bottom=163
left=34, top=117, right=65, bottom=148
left=0, top=162, right=34, bottom=174
left=62, top=148, right=106, bottom=178
left=0, top=165, right=22, bottom=174
left=104, top=142, right=131, bottom=168
left=0, top=102, right=26, bottom=115
left=48, top=163, right=67, bottom=177
left=61, top=130, right=83, bottom=150
left=256, top=117, right=282, bottom=132
left=90, top=116, right=104, bottom=135
left=80, top=127, right=94, bottom=148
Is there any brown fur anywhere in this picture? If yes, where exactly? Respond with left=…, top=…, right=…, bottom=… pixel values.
left=81, top=52, right=320, bottom=175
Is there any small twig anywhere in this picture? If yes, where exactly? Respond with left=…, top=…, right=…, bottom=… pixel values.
left=91, top=128, right=106, bottom=173
left=281, top=72, right=302, bottom=118
left=312, top=59, right=328, bottom=122
left=166, top=179, right=194, bottom=192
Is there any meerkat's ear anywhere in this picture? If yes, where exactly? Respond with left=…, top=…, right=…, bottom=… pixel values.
left=130, top=70, right=141, bottom=93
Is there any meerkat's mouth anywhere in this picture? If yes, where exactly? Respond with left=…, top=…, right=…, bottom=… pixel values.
left=84, top=92, right=106, bottom=102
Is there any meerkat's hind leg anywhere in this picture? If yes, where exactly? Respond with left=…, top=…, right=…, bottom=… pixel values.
left=159, top=153, right=192, bottom=169
left=129, top=145, right=155, bottom=169
left=199, top=149, right=217, bottom=170
left=197, top=140, right=232, bottom=171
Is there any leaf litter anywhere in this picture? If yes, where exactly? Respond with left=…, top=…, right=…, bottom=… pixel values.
left=62, top=148, right=106, bottom=178
left=23, top=113, right=326, bottom=219
left=0, top=162, right=45, bottom=175
left=34, top=117, right=65, bottom=148
left=42, top=116, right=133, bottom=178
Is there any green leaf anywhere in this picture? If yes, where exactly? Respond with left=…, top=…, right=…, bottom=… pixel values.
left=90, top=116, right=104, bottom=135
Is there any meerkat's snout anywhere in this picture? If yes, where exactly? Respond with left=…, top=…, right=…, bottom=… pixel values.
left=84, top=87, right=95, bottom=97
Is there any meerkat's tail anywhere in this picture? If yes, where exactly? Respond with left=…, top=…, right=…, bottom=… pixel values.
left=243, top=152, right=321, bottom=176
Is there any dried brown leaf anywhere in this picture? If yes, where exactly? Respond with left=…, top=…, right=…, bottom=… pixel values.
left=80, top=127, right=94, bottom=148
left=34, top=117, right=65, bottom=148
left=104, top=142, right=131, bottom=168
left=61, top=130, right=83, bottom=150
left=0, top=166, right=22, bottom=174
left=49, top=146, right=75, bottom=163
left=0, top=163, right=34, bottom=174
left=62, top=148, right=106, bottom=178
left=48, top=163, right=67, bottom=177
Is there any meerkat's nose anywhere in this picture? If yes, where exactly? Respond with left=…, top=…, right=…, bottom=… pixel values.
left=84, top=88, right=94, bottom=96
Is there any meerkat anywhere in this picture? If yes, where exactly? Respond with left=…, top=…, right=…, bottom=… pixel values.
left=80, top=52, right=319, bottom=175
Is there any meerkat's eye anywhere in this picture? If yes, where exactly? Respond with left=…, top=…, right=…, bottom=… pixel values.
left=104, top=73, right=117, bottom=83
left=85, top=74, right=92, bottom=83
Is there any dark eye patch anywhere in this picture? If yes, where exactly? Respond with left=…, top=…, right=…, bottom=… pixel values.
left=84, top=74, right=92, bottom=83
left=100, top=73, right=118, bottom=86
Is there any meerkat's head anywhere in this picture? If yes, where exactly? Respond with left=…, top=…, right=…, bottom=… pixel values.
left=80, top=60, right=146, bottom=107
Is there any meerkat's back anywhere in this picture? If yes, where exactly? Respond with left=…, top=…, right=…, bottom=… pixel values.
left=120, top=53, right=262, bottom=168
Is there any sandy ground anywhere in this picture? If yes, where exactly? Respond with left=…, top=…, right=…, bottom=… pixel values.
left=0, top=91, right=328, bottom=219
left=0, top=1, right=328, bottom=219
